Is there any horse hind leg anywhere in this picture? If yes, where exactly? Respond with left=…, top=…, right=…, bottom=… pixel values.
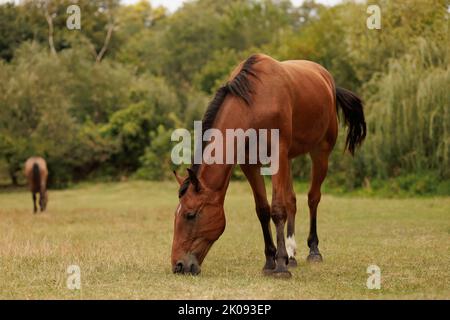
left=285, top=163, right=298, bottom=268
left=306, top=149, right=330, bottom=262
left=32, top=192, right=37, bottom=213
left=39, top=191, right=44, bottom=212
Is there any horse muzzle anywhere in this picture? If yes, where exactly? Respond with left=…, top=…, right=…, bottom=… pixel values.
left=173, top=253, right=201, bottom=275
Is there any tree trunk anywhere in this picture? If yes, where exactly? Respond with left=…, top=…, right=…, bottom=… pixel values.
left=96, top=23, right=114, bottom=63
left=44, top=6, right=57, bottom=56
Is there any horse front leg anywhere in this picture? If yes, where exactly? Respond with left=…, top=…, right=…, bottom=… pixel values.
left=270, top=149, right=292, bottom=278
left=241, top=164, right=276, bottom=274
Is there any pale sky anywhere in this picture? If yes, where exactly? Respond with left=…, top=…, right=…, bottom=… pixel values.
left=0, top=0, right=343, bottom=10
left=121, top=0, right=343, bottom=12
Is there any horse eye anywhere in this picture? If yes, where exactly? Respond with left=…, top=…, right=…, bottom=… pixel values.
left=186, top=212, right=197, bottom=220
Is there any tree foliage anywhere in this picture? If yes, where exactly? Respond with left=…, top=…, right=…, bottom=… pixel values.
left=0, top=0, right=447, bottom=193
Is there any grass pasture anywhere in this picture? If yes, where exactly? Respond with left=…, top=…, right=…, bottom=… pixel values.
left=0, top=181, right=449, bottom=299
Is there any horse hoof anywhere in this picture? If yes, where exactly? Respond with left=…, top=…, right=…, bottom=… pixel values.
left=271, top=270, right=292, bottom=279
left=268, top=262, right=292, bottom=278
left=307, top=253, right=323, bottom=263
left=262, top=259, right=276, bottom=274
left=288, top=257, right=298, bottom=268
left=262, top=268, right=275, bottom=276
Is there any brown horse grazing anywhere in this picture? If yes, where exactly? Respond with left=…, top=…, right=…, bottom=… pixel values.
left=172, top=54, right=366, bottom=277
left=24, top=157, right=48, bottom=213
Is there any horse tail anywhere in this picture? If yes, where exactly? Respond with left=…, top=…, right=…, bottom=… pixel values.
left=335, top=87, right=367, bottom=155
left=32, top=163, right=41, bottom=191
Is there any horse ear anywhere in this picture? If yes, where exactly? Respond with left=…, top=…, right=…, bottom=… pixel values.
left=187, top=168, right=201, bottom=192
left=173, top=170, right=184, bottom=186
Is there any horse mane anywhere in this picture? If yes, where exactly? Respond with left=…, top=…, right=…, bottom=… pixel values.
left=178, top=54, right=260, bottom=198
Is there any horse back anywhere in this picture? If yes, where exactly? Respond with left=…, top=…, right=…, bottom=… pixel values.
left=220, top=55, right=338, bottom=155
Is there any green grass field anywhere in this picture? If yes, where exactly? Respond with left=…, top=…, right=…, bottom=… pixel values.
left=0, top=181, right=449, bottom=299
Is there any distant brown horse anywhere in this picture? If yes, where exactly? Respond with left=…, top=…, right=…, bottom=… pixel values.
left=172, top=54, right=366, bottom=277
left=25, top=157, right=48, bottom=213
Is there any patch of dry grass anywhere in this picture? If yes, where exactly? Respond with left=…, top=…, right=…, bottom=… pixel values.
left=0, top=181, right=449, bottom=299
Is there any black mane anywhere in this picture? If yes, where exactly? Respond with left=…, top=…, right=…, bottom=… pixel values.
left=178, top=55, right=259, bottom=198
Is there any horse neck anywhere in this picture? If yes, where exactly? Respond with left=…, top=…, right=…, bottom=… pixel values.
left=201, top=120, right=236, bottom=202
left=196, top=98, right=248, bottom=203
left=197, top=163, right=233, bottom=204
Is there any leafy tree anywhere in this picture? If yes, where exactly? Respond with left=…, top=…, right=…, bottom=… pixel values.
left=0, top=0, right=447, bottom=193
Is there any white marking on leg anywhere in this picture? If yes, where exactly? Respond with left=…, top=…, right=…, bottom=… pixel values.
left=286, top=235, right=297, bottom=258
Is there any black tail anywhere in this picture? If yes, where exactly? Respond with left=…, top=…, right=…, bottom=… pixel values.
left=32, top=163, right=41, bottom=189
left=335, top=87, right=367, bottom=155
